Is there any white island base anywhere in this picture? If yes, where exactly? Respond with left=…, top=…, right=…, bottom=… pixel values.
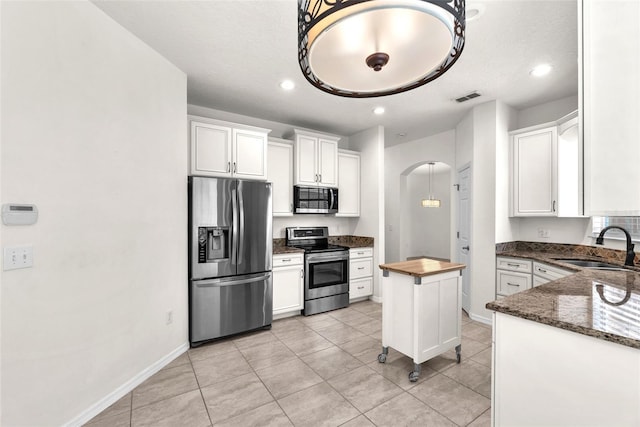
left=493, top=313, right=640, bottom=426
left=378, top=266, right=463, bottom=382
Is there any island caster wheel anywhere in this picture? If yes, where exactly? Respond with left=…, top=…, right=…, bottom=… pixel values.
left=455, top=344, right=462, bottom=364
left=408, top=371, right=419, bottom=382
left=378, top=353, right=387, bottom=363
left=456, top=353, right=461, bottom=364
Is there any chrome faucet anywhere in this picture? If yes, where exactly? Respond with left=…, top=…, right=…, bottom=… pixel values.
left=595, top=226, right=636, bottom=266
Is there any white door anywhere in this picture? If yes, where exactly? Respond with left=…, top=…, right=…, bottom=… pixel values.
left=457, top=165, right=471, bottom=313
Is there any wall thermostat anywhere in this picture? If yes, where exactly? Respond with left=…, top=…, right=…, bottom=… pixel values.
left=2, top=204, right=38, bottom=225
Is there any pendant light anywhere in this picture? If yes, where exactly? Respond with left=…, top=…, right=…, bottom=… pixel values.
left=297, top=0, right=466, bottom=98
left=421, top=162, right=441, bottom=208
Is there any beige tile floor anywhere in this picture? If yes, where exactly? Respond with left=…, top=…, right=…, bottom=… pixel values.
left=85, top=301, right=492, bottom=427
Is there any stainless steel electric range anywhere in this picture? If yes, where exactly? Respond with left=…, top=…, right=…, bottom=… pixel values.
left=286, top=226, right=349, bottom=315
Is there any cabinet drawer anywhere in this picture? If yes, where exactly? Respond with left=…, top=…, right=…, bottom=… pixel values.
left=273, top=253, right=303, bottom=268
left=497, top=257, right=532, bottom=273
left=350, top=247, right=373, bottom=259
left=533, top=261, right=573, bottom=282
left=350, top=277, right=372, bottom=299
left=497, top=270, right=532, bottom=296
left=350, top=258, right=373, bottom=279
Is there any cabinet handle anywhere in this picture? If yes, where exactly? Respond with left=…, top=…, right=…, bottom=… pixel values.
left=357, top=267, right=365, bottom=270
left=233, top=162, right=237, bottom=173
left=552, top=200, right=556, bottom=212
left=319, top=173, right=322, bottom=182
left=281, top=258, right=291, bottom=262
left=357, top=286, right=364, bottom=290
left=507, top=282, right=520, bottom=287
left=357, top=252, right=364, bottom=255
left=300, top=269, right=304, bottom=278
left=507, top=263, right=521, bottom=268
left=290, top=203, right=293, bottom=213
left=537, top=268, right=547, bottom=273
left=227, top=162, right=231, bottom=172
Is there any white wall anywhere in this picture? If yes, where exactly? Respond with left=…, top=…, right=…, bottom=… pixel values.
left=349, top=126, right=385, bottom=300
left=407, top=167, right=451, bottom=259
left=515, top=95, right=579, bottom=129
left=273, top=216, right=356, bottom=238
left=1, top=2, right=187, bottom=425
left=385, top=130, right=456, bottom=263
left=495, top=102, right=519, bottom=243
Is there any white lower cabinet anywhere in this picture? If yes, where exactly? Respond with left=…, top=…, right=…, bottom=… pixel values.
left=496, top=256, right=532, bottom=298
left=272, top=253, right=304, bottom=316
left=349, top=248, right=373, bottom=300
left=493, top=312, right=640, bottom=426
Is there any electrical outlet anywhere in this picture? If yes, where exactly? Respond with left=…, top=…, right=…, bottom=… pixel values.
left=166, top=310, right=173, bottom=325
left=537, top=228, right=550, bottom=238
left=3, top=246, right=33, bottom=270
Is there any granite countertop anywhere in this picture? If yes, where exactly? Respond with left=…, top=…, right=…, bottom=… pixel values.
left=489, top=245, right=640, bottom=349
left=379, top=258, right=465, bottom=278
left=272, top=235, right=373, bottom=255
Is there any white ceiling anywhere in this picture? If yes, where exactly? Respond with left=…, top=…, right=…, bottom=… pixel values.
left=92, top=0, right=578, bottom=146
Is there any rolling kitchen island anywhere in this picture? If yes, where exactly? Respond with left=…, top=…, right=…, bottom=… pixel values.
left=378, top=258, right=466, bottom=381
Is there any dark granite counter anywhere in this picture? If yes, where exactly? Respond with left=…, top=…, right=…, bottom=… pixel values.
left=328, top=235, right=374, bottom=248
left=272, top=235, right=373, bottom=254
left=488, top=242, right=640, bottom=349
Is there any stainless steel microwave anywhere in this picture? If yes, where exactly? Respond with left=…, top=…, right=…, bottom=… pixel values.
left=293, top=186, right=338, bottom=214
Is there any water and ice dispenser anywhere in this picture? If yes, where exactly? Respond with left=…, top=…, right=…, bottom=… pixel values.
left=198, top=226, right=229, bottom=263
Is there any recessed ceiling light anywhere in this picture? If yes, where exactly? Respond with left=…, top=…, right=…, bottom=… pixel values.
left=280, top=80, right=295, bottom=90
left=530, top=64, right=552, bottom=77
left=373, top=107, right=385, bottom=115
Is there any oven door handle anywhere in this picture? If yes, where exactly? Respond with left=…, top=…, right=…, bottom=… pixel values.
left=330, top=188, right=335, bottom=210
left=306, top=253, right=349, bottom=263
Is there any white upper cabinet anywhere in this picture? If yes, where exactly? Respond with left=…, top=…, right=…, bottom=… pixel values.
left=293, top=129, right=339, bottom=187
left=189, top=116, right=270, bottom=180
left=337, top=149, right=360, bottom=217
left=510, top=111, right=583, bottom=217
left=267, top=138, right=294, bottom=216
left=511, top=125, right=558, bottom=216
left=583, top=0, right=640, bottom=215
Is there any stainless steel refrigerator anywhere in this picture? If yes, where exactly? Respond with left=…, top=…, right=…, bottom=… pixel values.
left=189, top=176, right=272, bottom=346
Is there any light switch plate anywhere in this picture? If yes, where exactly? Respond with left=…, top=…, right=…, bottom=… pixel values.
left=3, top=246, right=33, bottom=270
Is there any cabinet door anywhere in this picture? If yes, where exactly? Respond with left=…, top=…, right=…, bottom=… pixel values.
left=317, top=138, right=338, bottom=187
left=191, top=121, right=232, bottom=177
left=233, top=128, right=267, bottom=180
left=295, top=134, right=318, bottom=185
left=512, top=127, right=557, bottom=216
left=267, top=140, right=293, bottom=216
left=273, top=265, right=304, bottom=315
left=337, top=151, right=360, bottom=216
left=583, top=0, right=640, bottom=215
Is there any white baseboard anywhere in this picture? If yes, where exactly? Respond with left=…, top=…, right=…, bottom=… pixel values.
left=66, top=341, right=190, bottom=427
left=370, top=295, right=382, bottom=303
left=469, top=312, right=493, bottom=326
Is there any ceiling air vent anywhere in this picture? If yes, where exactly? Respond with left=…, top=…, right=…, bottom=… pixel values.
left=455, top=91, right=481, bottom=103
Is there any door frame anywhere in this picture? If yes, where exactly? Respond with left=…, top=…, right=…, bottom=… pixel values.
left=456, top=162, right=472, bottom=314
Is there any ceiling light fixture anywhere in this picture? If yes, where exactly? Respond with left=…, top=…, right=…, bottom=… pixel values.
left=280, top=80, right=295, bottom=90
left=421, top=162, right=441, bottom=208
left=530, top=63, right=552, bottom=77
left=373, top=106, right=385, bottom=115
left=298, top=0, right=466, bottom=98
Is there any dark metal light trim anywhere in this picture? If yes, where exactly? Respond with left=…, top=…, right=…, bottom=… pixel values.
left=298, top=0, right=466, bottom=98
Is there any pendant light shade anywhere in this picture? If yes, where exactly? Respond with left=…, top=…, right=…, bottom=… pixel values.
left=421, top=162, right=441, bottom=208
left=298, top=0, right=466, bottom=98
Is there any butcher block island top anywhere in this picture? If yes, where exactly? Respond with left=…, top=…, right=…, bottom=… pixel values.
left=379, top=258, right=466, bottom=278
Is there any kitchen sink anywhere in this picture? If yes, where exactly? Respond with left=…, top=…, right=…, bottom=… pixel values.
left=553, top=259, right=630, bottom=271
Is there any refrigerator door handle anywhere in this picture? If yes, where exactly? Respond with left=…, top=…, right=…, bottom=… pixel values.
left=193, top=273, right=271, bottom=288
left=231, top=187, right=238, bottom=265
left=238, top=184, right=245, bottom=264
